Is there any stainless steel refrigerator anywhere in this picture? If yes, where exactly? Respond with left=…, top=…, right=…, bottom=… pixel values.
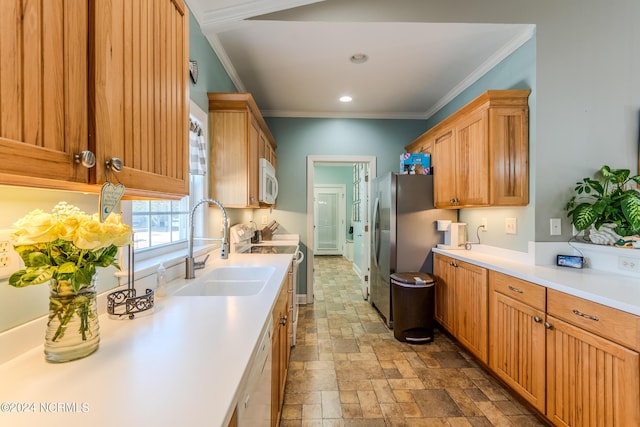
left=370, top=172, right=457, bottom=328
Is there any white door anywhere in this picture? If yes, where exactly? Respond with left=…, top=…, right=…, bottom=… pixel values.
left=314, top=185, right=345, bottom=255
left=351, top=163, right=370, bottom=299
left=360, top=164, right=370, bottom=299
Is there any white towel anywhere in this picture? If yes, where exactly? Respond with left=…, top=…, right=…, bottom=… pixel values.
left=190, top=129, right=207, bottom=176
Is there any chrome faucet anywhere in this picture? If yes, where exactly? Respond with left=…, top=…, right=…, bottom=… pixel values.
left=185, top=198, right=229, bottom=279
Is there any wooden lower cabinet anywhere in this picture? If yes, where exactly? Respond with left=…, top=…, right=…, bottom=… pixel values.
left=434, top=254, right=489, bottom=363
left=434, top=254, right=456, bottom=333
left=546, top=315, right=640, bottom=427
left=271, top=276, right=291, bottom=427
left=489, top=272, right=546, bottom=413
left=443, top=263, right=640, bottom=426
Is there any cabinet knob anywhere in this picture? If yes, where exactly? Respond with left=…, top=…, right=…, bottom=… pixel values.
left=105, top=157, right=123, bottom=172
left=74, top=151, right=96, bottom=168
left=533, top=316, right=542, bottom=323
left=280, top=315, right=287, bottom=325
left=544, top=322, right=553, bottom=329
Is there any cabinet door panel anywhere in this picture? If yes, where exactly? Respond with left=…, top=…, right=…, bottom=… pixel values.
left=91, top=0, right=189, bottom=196
left=434, top=255, right=455, bottom=333
left=433, top=129, right=456, bottom=208
left=546, top=316, right=640, bottom=427
left=455, top=109, right=489, bottom=206
left=210, top=112, right=249, bottom=206
left=455, top=261, right=489, bottom=362
left=0, top=0, right=88, bottom=184
left=490, top=107, right=529, bottom=205
left=490, top=291, right=546, bottom=412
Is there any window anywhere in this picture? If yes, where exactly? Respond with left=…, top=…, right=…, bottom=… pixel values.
left=132, top=198, right=190, bottom=250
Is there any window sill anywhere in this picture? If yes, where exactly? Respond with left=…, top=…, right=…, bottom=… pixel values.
left=120, top=244, right=220, bottom=286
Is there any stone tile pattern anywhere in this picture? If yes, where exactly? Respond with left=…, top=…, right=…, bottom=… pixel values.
left=281, top=256, right=546, bottom=427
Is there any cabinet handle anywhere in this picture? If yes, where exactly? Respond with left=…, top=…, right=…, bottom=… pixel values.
left=508, top=285, right=524, bottom=294
left=572, top=309, right=599, bottom=322
left=544, top=322, right=553, bottom=329
left=533, top=316, right=542, bottom=323
left=105, top=157, right=123, bottom=172
left=74, top=151, right=96, bottom=168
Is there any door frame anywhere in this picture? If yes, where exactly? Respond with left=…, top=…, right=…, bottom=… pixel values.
left=306, top=155, right=376, bottom=304
left=313, top=184, right=346, bottom=255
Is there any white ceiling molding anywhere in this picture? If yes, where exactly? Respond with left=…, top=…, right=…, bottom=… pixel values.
left=261, top=109, right=428, bottom=120
left=205, top=34, right=246, bottom=92
left=423, top=25, right=536, bottom=120
left=199, top=0, right=325, bottom=30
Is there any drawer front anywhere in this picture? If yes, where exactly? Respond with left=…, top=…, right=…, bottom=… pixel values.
left=490, top=271, right=545, bottom=311
left=547, top=289, right=640, bottom=352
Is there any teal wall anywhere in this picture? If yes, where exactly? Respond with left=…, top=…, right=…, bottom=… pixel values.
left=315, top=165, right=354, bottom=239
left=265, top=118, right=427, bottom=213
left=188, top=10, right=237, bottom=110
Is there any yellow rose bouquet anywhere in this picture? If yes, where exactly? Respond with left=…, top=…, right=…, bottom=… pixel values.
left=9, top=202, right=133, bottom=362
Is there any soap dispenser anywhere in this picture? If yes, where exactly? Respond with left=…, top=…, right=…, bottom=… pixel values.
left=156, top=263, right=167, bottom=297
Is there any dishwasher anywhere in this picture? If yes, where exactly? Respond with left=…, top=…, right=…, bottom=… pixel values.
left=237, top=317, right=272, bottom=427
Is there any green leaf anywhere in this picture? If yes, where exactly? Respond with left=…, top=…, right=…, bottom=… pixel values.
left=571, top=203, right=598, bottom=231
left=8, top=266, right=55, bottom=287
left=622, top=195, right=640, bottom=233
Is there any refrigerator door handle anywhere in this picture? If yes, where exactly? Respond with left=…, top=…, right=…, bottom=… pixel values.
left=372, top=196, right=380, bottom=266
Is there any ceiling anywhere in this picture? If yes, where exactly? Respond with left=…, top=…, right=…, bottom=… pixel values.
left=186, top=0, right=534, bottom=119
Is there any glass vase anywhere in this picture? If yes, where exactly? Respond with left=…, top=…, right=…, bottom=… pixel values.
left=44, top=275, right=100, bottom=363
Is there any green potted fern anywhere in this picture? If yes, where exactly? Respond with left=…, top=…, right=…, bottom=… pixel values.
left=566, top=165, right=640, bottom=245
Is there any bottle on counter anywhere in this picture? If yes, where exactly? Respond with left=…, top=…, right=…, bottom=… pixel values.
left=156, top=263, right=167, bottom=298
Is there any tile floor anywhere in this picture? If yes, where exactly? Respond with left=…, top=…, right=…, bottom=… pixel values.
left=280, top=256, right=547, bottom=427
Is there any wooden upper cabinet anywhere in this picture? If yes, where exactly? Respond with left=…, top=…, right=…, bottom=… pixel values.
left=208, top=92, right=277, bottom=208
left=0, top=0, right=89, bottom=186
left=0, top=0, right=189, bottom=197
left=406, top=90, right=530, bottom=209
left=91, top=0, right=190, bottom=197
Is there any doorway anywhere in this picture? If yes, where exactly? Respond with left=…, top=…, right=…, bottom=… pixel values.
left=306, top=155, right=376, bottom=304
left=313, top=185, right=346, bottom=256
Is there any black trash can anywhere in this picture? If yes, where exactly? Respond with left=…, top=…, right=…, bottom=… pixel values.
left=391, top=272, right=436, bottom=344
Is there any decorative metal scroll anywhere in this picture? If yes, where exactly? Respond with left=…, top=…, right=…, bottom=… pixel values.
left=107, top=245, right=154, bottom=319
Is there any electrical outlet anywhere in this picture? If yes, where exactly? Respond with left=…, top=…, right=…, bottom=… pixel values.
left=261, top=215, right=268, bottom=225
left=0, top=230, right=20, bottom=280
left=550, top=218, right=562, bottom=236
left=618, top=256, right=640, bottom=272
left=505, top=218, right=517, bottom=235
left=480, top=218, right=488, bottom=231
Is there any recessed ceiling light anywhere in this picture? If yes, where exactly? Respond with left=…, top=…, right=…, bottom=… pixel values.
left=350, top=53, right=368, bottom=64
left=339, top=95, right=353, bottom=103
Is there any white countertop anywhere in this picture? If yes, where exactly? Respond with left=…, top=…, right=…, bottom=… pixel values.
left=433, top=247, right=640, bottom=317
left=0, top=252, right=293, bottom=427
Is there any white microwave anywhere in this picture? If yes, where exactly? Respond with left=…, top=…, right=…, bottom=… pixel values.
left=259, top=158, right=278, bottom=204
